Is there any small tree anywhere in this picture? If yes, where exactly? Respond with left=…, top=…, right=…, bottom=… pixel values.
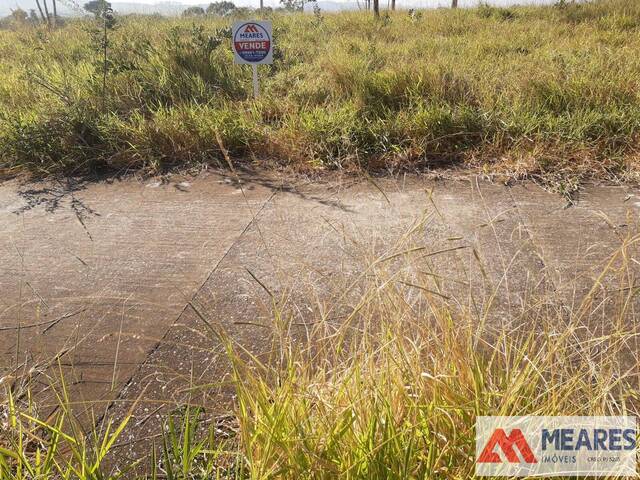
left=10, top=8, right=28, bottom=23
left=280, top=0, right=302, bottom=11
left=84, top=0, right=112, bottom=16
left=182, top=6, right=205, bottom=16
left=206, top=1, right=236, bottom=15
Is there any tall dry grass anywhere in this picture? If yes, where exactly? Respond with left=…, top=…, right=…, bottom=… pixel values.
left=1, top=0, right=640, bottom=178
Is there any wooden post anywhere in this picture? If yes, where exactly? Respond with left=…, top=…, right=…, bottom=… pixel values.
left=252, top=64, right=259, bottom=98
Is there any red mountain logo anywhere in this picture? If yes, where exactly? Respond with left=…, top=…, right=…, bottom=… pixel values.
left=244, top=24, right=259, bottom=33
left=478, top=429, right=538, bottom=464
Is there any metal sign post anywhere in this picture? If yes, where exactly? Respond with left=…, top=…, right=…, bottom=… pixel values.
left=232, top=21, right=273, bottom=99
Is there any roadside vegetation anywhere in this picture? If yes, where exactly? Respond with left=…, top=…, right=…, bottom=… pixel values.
left=0, top=0, right=639, bottom=179
left=2, top=216, right=640, bottom=479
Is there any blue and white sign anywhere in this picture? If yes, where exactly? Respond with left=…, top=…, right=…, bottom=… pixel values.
left=232, top=21, right=273, bottom=65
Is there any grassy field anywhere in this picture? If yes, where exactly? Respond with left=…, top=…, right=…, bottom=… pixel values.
left=1, top=0, right=640, bottom=179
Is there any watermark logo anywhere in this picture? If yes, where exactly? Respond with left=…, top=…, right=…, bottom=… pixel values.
left=478, top=428, right=537, bottom=464
left=476, top=416, right=637, bottom=477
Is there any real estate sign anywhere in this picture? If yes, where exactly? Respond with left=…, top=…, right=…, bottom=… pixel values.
left=232, top=21, right=273, bottom=65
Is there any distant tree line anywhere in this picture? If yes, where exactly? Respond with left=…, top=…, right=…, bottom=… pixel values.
left=181, top=0, right=321, bottom=17
left=182, top=1, right=238, bottom=17
left=0, top=4, right=62, bottom=28
left=1, top=0, right=461, bottom=30
left=0, top=0, right=117, bottom=29
left=1, top=0, right=59, bottom=28
left=183, top=0, right=461, bottom=17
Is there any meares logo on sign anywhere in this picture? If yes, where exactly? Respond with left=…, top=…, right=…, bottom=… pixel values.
left=232, top=21, right=273, bottom=65
left=475, top=416, right=637, bottom=477
left=478, top=428, right=537, bottom=464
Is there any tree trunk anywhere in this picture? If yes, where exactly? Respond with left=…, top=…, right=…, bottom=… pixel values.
left=41, top=0, right=51, bottom=27
left=34, top=0, right=46, bottom=23
left=391, top=0, right=395, bottom=10
left=52, top=0, right=57, bottom=27
left=373, top=0, right=379, bottom=17
left=451, top=0, right=458, bottom=7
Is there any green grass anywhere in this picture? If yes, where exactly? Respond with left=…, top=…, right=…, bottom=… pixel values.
left=2, top=218, right=640, bottom=479
left=1, top=0, right=640, bottom=178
